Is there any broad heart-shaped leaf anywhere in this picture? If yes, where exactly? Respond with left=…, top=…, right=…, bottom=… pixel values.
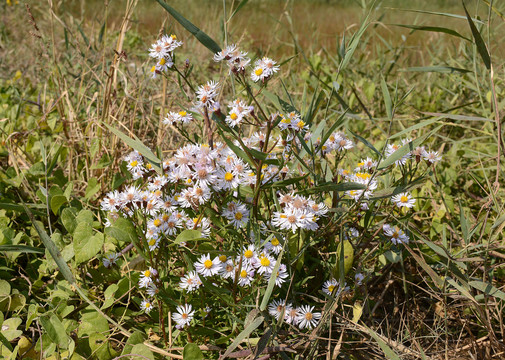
left=153, top=0, right=221, bottom=54
left=73, top=222, right=104, bottom=264
left=174, top=229, right=202, bottom=244
left=61, top=207, right=78, bottom=234
left=103, top=122, right=162, bottom=174
left=105, top=217, right=137, bottom=245
left=183, top=343, right=204, bottom=360
left=40, top=315, right=69, bottom=349
left=50, top=195, right=67, bottom=215
left=1, top=317, right=22, bottom=341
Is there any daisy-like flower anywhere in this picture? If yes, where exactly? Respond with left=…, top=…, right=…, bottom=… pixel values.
left=240, top=244, right=257, bottom=265
left=164, top=110, right=193, bottom=125
left=140, top=299, right=154, bottom=314
left=222, top=201, right=249, bottom=229
left=237, top=265, right=255, bottom=287
left=194, top=254, right=221, bottom=277
left=102, top=253, right=119, bottom=268
left=172, top=304, right=195, bottom=329
left=215, top=168, right=241, bottom=191
left=146, top=283, right=158, bottom=297
left=179, top=271, right=203, bottom=292
left=296, top=305, right=321, bottom=330
left=264, top=263, right=289, bottom=287
left=391, top=192, right=416, bottom=209
left=251, top=57, right=279, bottom=82
left=272, top=207, right=304, bottom=233
left=265, top=236, right=283, bottom=255
left=355, top=273, right=365, bottom=286
left=268, top=299, right=287, bottom=320
left=219, top=259, right=236, bottom=280
left=284, top=305, right=299, bottom=325
left=423, top=150, right=442, bottom=164
left=254, top=253, right=276, bottom=275
left=160, top=34, right=183, bottom=53
left=322, top=279, right=348, bottom=296
left=101, top=191, right=122, bottom=212
left=196, top=80, right=219, bottom=108
left=383, top=224, right=409, bottom=245
left=139, top=267, right=158, bottom=288
left=149, top=40, right=169, bottom=59
left=147, top=237, right=160, bottom=251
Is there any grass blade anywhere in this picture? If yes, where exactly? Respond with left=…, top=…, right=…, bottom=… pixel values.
left=103, top=122, right=162, bottom=174
left=391, top=24, right=470, bottom=41
left=222, top=315, right=264, bottom=359
left=153, top=0, right=222, bottom=54
left=463, top=1, right=490, bottom=69
left=0, top=245, right=45, bottom=254
left=402, top=66, right=471, bottom=73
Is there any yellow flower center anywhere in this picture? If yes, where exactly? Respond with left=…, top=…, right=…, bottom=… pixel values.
left=260, top=257, right=270, bottom=267
left=144, top=270, right=151, bottom=278
left=162, top=214, right=169, bottom=222
left=224, top=172, right=234, bottom=181
left=255, top=68, right=263, bottom=76
left=271, top=238, right=280, bottom=246
left=130, top=160, right=138, bottom=167
left=146, top=163, right=152, bottom=169
left=145, top=302, right=151, bottom=308
left=244, top=250, right=253, bottom=258
left=153, top=219, right=162, bottom=227
left=171, top=34, right=177, bottom=40
left=230, top=112, right=238, bottom=120
left=179, top=111, right=187, bottom=116
left=219, top=255, right=227, bottom=262
left=240, top=270, right=248, bottom=278
left=150, top=66, right=156, bottom=73
left=400, top=196, right=409, bottom=203
left=328, top=285, right=335, bottom=293
left=234, top=212, right=243, bottom=220
left=159, top=58, right=166, bottom=66
left=204, top=259, right=213, bottom=269
left=305, top=312, right=313, bottom=321
left=392, top=231, right=399, bottom=238
left=182, top=313, right=188, bottom=319
left=297, top=121, right=305, bottom=129
left=148, top=239, right=156, bottom=246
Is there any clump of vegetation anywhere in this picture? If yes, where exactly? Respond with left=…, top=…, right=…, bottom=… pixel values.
left=0, top=0, right=504, bottom=359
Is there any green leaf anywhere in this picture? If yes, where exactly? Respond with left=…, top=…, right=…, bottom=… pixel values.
left=174, top=229, right=202, bottom=244
left=183, top=343, right=204, bottom=360
left=104, top=218, right=138, bottom=245
left=74, top=223, right=104, bottom=264
left=0, top=280, right=11, bottom=297
left=0, top=318, right=22, bottom=342
left=121, top=330, right=146, bottom=355
left=402, top=66, right=471, bottom=73
left=84, top=178, right=100, bottom=200
left=222, top=315, right=264, bottom=359
left=349, top=130, right=381, bottom=156
left=468, top=280, right=505, bottom=301
left=229, top=0, right=249, bottom=21
left=153, top=0, right=221, bottom=54
left=0, top=245, right=44, bottom=254
left=463, top=1, right=490, bottom=69
left=103, top=122, right=162, bottom=174
left=391, top=24, right=470, bottom=41
left=50, top=195, right=67, bottom=215
left=61, top=208, right=78, bottom=234
left=340, top=8, right=371, bottom=71
left=129, top=344, right=154, bottom=360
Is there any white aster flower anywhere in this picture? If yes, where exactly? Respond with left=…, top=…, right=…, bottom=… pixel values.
left=194, top=254, right=221, bottom=277
left=172, top=304, right=194, bottom=329
left=296, top=305, right=321, bottom=330
left=268, top=299, right=287, bottom=320
left=383, top=224, right=409, bottom=245
left=179, top=271, right=203, bottom=292
left=102, top=253, right=119, bottom=268
left=140, top=299, right=154, bottom=314
left=391, top=192, right=416, bottom=209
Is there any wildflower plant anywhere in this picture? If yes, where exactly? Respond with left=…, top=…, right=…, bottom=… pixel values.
left=100, top=32, right=442, bottom=354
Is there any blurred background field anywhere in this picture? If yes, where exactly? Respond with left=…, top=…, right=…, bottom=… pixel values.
left=1, top=0, right=505, bottom=359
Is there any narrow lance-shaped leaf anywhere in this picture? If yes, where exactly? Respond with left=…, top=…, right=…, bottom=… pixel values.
left=153, top=0, right=222, bottom=54
left=463, top=1, right=490, bottom=69
left=391, top=24, right=470, bottom=41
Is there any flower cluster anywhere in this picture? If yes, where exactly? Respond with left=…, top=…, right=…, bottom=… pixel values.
left=100, top=35, right=444, bottom=341
left=148, top=34, right=183, bottom=78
